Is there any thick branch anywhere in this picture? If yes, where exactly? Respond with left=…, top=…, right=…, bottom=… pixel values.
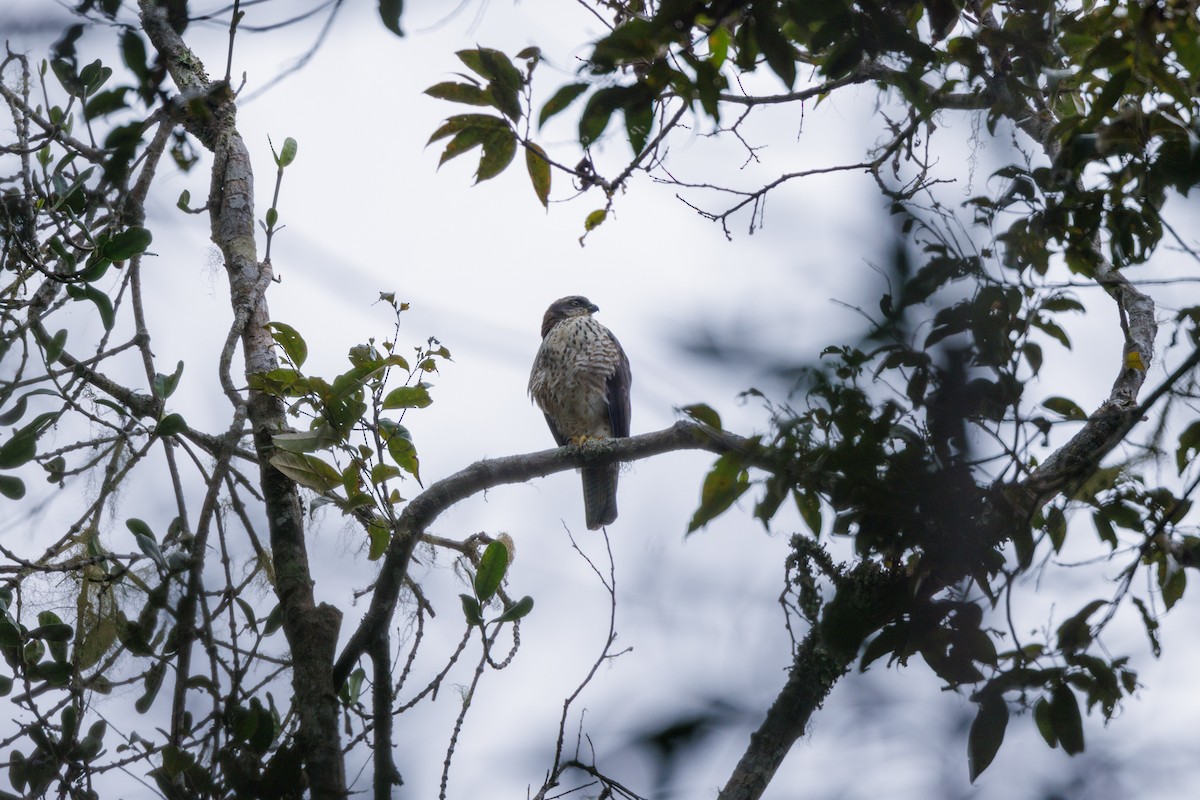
left=718, top=635, right=848, bottom=800
left=332, top=421, right=757, bottom=685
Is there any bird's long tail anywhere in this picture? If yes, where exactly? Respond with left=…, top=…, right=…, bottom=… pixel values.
left=582, top=463, right=619, bottom=530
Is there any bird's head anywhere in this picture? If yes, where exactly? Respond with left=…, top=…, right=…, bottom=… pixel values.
left=541, top=295, right=599, bottom=337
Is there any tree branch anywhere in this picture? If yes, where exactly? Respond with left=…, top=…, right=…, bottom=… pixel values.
left=332, top=421, right=758, bottom=685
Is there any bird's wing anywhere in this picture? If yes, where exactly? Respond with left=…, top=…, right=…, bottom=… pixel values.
left=542, top=412, right=569, bottom=447
left=605, top=329, right=632, bottom=439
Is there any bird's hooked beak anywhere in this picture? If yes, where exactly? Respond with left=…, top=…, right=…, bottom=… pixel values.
left=586, top=301, right=599, bottom=313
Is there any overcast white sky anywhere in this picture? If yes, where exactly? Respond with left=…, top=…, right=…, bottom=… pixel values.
left=4, top=1, right=1200, bottom=798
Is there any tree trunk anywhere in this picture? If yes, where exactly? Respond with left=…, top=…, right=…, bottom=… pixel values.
left=139, top=4, right=346, bottom=796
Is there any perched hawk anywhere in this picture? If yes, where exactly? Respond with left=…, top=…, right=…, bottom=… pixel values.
left=529, top=296, right=632, bottom=530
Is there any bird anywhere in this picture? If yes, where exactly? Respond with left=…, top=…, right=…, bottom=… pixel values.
left=528, top=296, right=632, bottom=530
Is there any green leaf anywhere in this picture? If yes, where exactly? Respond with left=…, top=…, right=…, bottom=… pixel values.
left=489, top=82, right=523, bottom=122
left=73, top=719, right=107, bottom=761
left=1022, top=341, right=1043, bottom=375
left=795, top=490, right=823, bottom=536
left=1041, top=295, right=1085, bottom=313
left=380, top=421, right=421, bottom=484
left=475, top=127, right=517, bottom=182
left=425, top=81, right=492, bottom=106
left=135, top=662, right=166, bottom=713
left=474, top=540, right=509, bottom=603
left=102, top=226, right=152, bottom=261
left=584, top=209, right=607, bottom=232
left=967, top=691, right=1009, bottom=782
left=120, top=28, right=149, bottom=80
left=341, top=667, right=366, bottom=706
left=265, top=322, right=308, bottom=367
left=135, top=533, right=167, bottom=572
left=1091, top=511, right=1117, bottom=548
left=1042, top=396, right=1087, bottom=420
left=1045, top=505, right=1067, bottom=552
left=370, top=463, right=402, bottom=484
left=44, top=329, right=68, bottom=365
left=29, top=660, right=72, bottom=686
left=428, top=113, right=508, bottom=145
left=66, top=283, right=116, bottom=330
left=79, top=59, right=111, bottom=93
left=754, top=3, right=797, bottom=87
left=1049, top=683, right=1085, bottom=755
left=23, top=638, right=44, bottom=664
left=29, top=622, right=74, bottom=642
left=263, top=605, right=284, bottom=636
left=1033, top=697, right=1057, bottom=748
left=268, top=452, right=342, bottom=492
left=1084, top=68, right=1131, bottom=128
left=0, top=475, right=25, bottom=500
left=1158, top=555, right=1186, bottom=610
left=247, top=699, right=277, bottom=754
left=525, top=142, right=551, bottom=207
left=276, top=136, right=298, bottom=167
left=155, top=413, right=187, bottom=438
left=368, top=519, right=389, bottom=561
left=381, top=383, right=433, bottom=410
left=708, top=26, right=730, bottom=68
left=1175, top=419, right=1200, bottom=474
left=272, top=426, right=339, bottom=453
left=469, top=48, right=524, bottom=93
left=589, top=19, right=660, bottom=71
left=49, top=166, right=95, bottom=212
left=1055, top=598, right=1106, bottom=652
left=0, top=618, right=20, bottom=647
left=539, top=82, right=589, bottom=128
left=51, top=57, right=83, bottom=95
left=495, top=595, right=534, bottom=623
left=459, top=593, right=483, bottom=626
left=1131, top=597, right=1161, bottom=657
left=1032, top=316, right=1072, bottom=349
left=378, top=0, right=404, bottom=36
left=680, top=403, right=722, bottom=429
left=160, top=743, right=195, bottom=777
left=37, top=610, right=63, bottom=627
left=436, top=127, right=489, bottom=166
left=579, top=86, right=627, bottom=146
left=152, top=360, right=185, bottom=399
left=0, top=395, right=28, bottom=425
left=687, top=453, right=751, bottom=533
left=428, top=114, right=516, bottom=181
left=0, top=412, right=57, bottom=468
left=624, top=93, right=653, bottom=154
left=84, top=86, right=130, bottom=118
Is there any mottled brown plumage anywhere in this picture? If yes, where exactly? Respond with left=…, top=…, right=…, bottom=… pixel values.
left=529, top=296, right=631, bottom=530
